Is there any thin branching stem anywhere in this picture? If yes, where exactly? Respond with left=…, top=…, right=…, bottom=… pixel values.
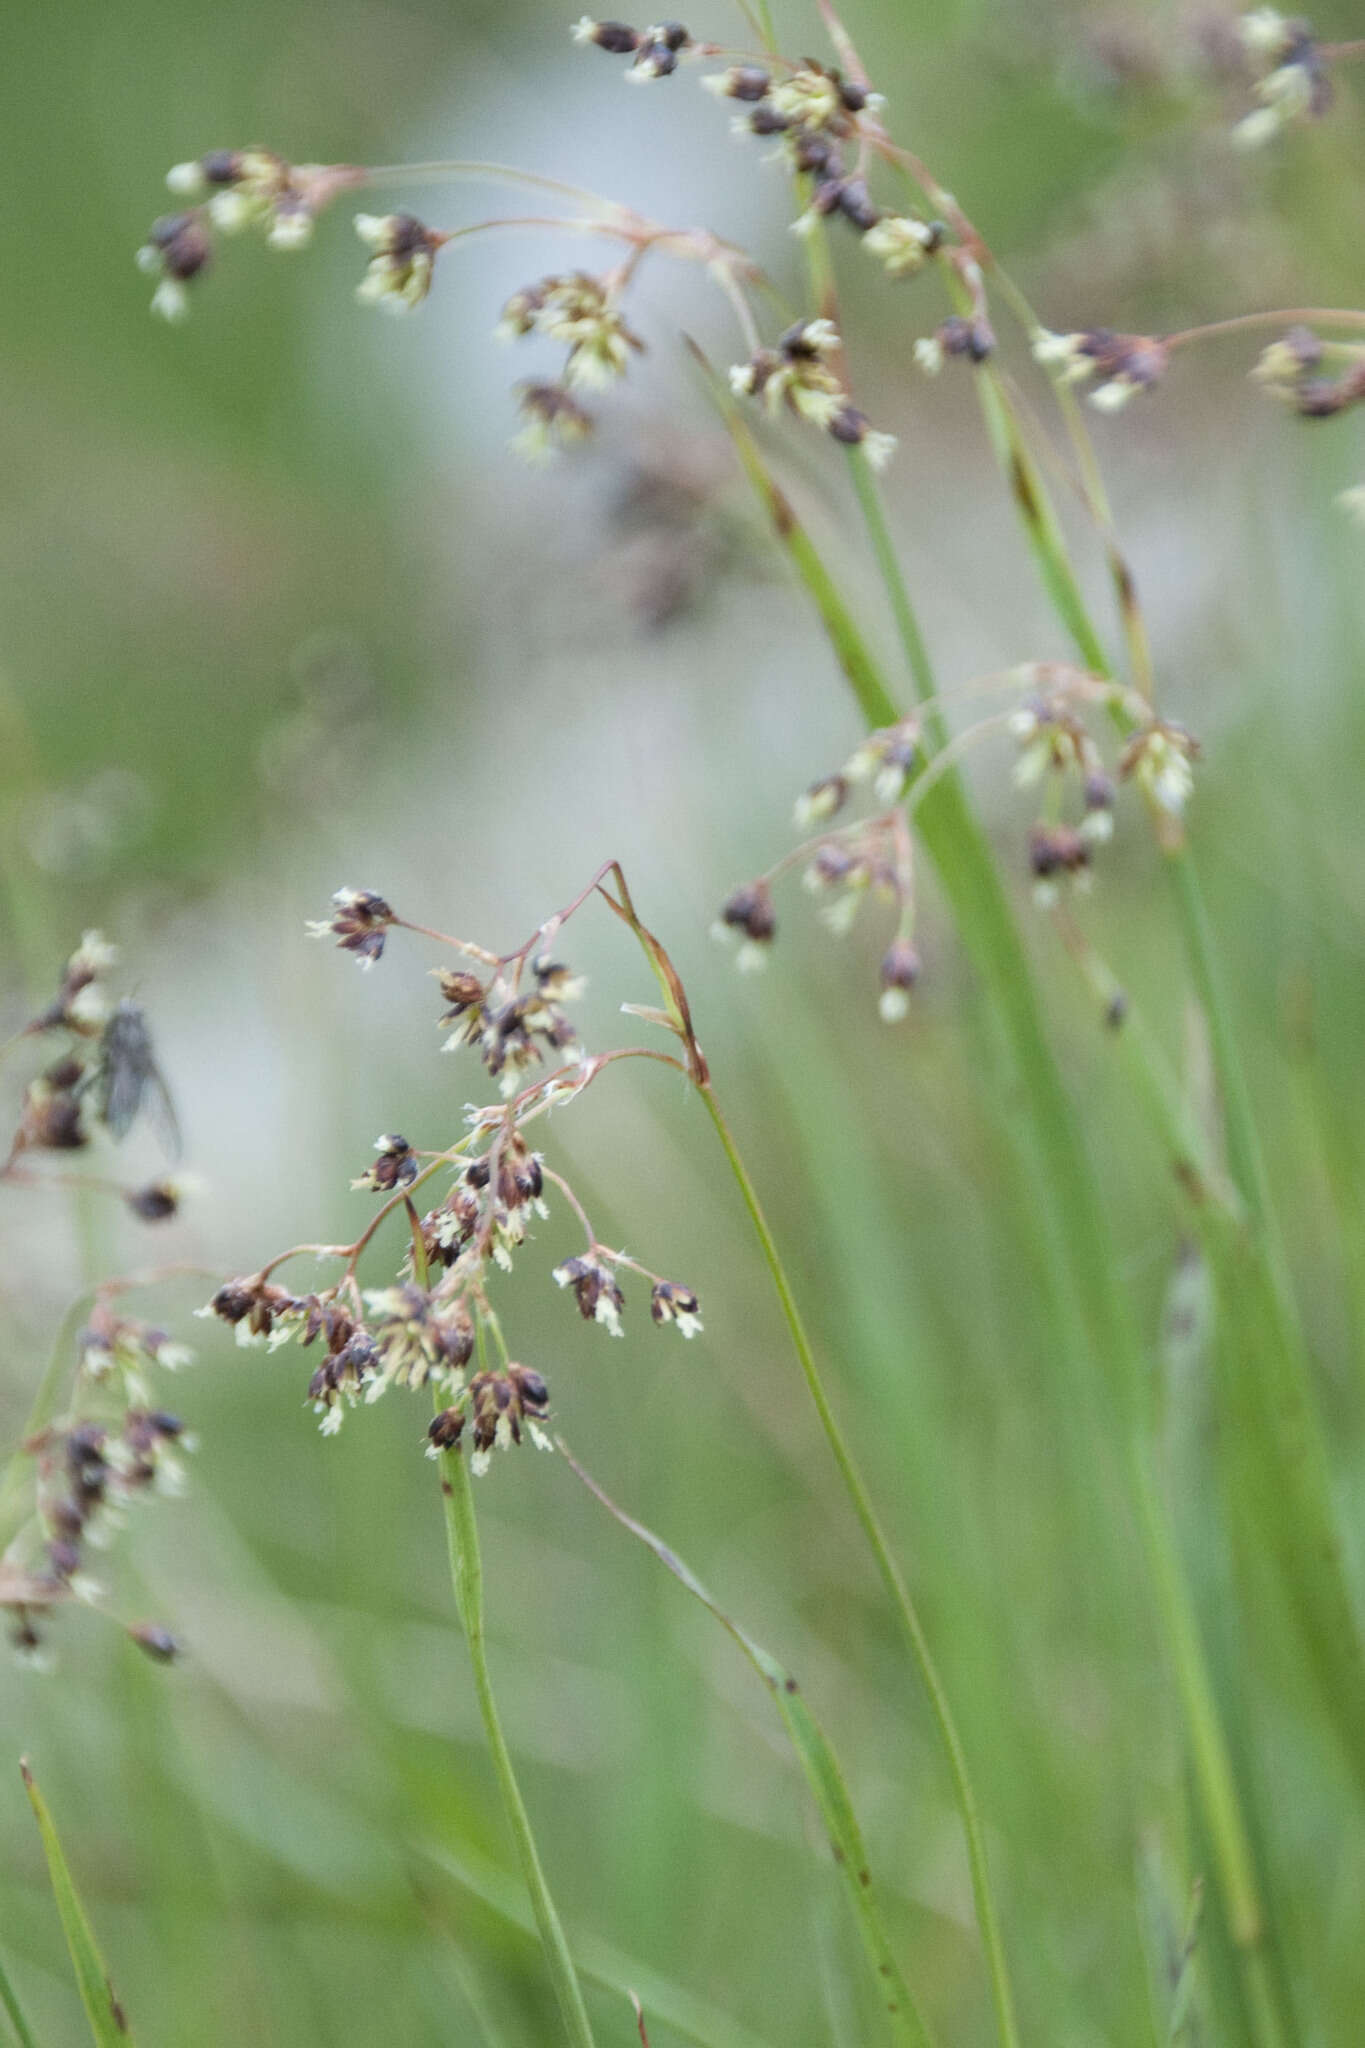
left=695, top=1081, right=1021, bottom=2048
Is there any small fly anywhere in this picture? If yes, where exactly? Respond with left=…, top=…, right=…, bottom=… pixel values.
left=91, top=1000, right=181, bottom=1157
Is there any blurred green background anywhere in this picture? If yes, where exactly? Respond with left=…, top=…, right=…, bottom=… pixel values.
left=3, top=0, right=1365, bottom=2042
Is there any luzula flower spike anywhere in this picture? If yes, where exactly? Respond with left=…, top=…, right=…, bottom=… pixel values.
left=204, top=875, right=703, bottom=1451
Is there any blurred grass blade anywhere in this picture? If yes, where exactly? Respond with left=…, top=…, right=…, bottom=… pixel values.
left=1137, top=1842, right=1205, bottom=2048
left=559, top=1443, right=936, bottom=2048
left=0, top=1953, right=40, bottom=2048
left=687, top=342, right=900, bottom=730
left=420, top=1841, right=777, bottom=2048
left=963, top=329, right=1365, bottom=1791
left=20, top=1762, right=134, bottom=2046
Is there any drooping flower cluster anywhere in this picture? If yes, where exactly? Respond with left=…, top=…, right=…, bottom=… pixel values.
left=715, top=720, right=921, bottom=1019
left=717, top=665, right=1202, bottom=1005
left=353, top=212, right=446, bottom=313
left=1232, top=10, right=1333, bottom=147
left=1, top=1291, right=194, bottom=1667
left=498, top=271, right=647, bottom=458
left=573, top=16, right=697, bottom=78
left=202, top=883, right=704, bottom=1467
left=1252, top=328, right=1365, bottom=420
left=729, top=320, right=895, bottom=465
left=1032, top=328, right=1171, bottom=414
left=138, top=149, right=362, bottom=317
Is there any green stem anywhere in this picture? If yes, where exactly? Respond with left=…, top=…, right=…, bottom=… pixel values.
left=410, top=1212, right=595, bottom=2048
left=845, top=450, right=936, bottom=708
left=435, top=1436, right=597, bottom=2048
left=697, top=1082, right=1021, bottom=2048
left=0, top=1955, right=39, bottom=2048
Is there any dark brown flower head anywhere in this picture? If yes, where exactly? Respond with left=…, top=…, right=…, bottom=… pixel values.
left=307, top=1330, right=380, bottom=1432
left=554, top=1254, right=625, bottom=1335
left=514, top=381, right=595, bottom=462
left=119, top=1408, right=192, bottom=1492
left=1028, top=824, right=1091, bottom=882
left=125, top=1179, right=182, bottom=1223
left=77, top=1302, right=190, bottom=1385
left=136, top=213, right=214, bottom=319
left=939, top=314, right=996, bottom=363
left=352, top=1133, right=419, bottom=1193
left=201, top=1276, right=299, bottom=1347
left=16, top=1062, right=88, bottom=1153
left=307, top=887, right=395, bottom=968
left=464, top=1363, right=553, bottom=1470
left=718, top=881, right=776, bottom=944
left=650, top=1280, right=703, bottom=1337
left=878, top=938, right=922, bottom=1022
left=1234, top=13, right=1332, bottom=143
left=794, top=775, right=848, bottom=829
left=842, top=721, right=920, bottom=804
left=363, top=1284, right=474, bottom=1394
left=572, top=16, right=691, bottom=75
left=807, top=173, right=881, bottom=232
left=499, top=272, right=644, bottom=391
left=128, top=1622, right=180, bottom=1663
left=705, top=63, right=771, bottom=101
left=354, top=212, right=444, bottom=313
left=495, top=1136, right=546, bottom=1220
left=416, top=1184, right=482, bottom=1268
left=573, top=17, right=645, bottom=53
left=1033, top=328, right=1169, bottom=411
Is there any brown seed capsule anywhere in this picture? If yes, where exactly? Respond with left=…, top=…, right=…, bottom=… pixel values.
left=719, top=881, right=776, bottom=944
left=129, top=1622, right=180, bottom=1663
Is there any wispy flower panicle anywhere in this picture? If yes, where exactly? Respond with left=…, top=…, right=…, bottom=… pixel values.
left=650, top=1280, right=703, bottom=1337
left=719, top=740, right=917, bottom=1018
left=1252, top=328, right=1365, bottom=418
left=140, top=150, right=361, bottom=316
left=210, top=869, right=711, bottom=1473
left=352, top=1134, right=419, bottom=1193
left=4, top=1269, right=195, bottom=1665
left=1233, top=11, right=1332, bottom=145
left=913, top=313, right=996, bottom=375
left=712, top=881, right=777, bottom=971
left=1118, top=721, right=1200, bottom=824
left=572, top=17, right=695, bottom=78
left=862, top=214, right=943, bottom=279
left=354, top=212, right=445, bottom=312
left=730, top=320, right=895, bottom=464
left=499, top=272, right=644, bottom=388
left=513, top=381, right=595, bottom=461
left=554, top=1253, right=626, bottom=1335
left=307, top=887, right=396, bottom=966
left=1032, top=327, right=1169, bottom=412
left=199, top=1276, right=300, bottom=1349
left=136, top=213, right=213, bottom=321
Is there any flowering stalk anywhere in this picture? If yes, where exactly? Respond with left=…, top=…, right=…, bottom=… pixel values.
left=695, top=1085, right=1015, bottom=2048
left=705, top=298, right=1297, bottom=2045
left=590, top=865, right=1018, bottom=2048
left=415, top=1216, right=598, bottom=2048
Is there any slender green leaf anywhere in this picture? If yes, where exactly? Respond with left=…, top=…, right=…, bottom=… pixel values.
left=558, top=1443, right=936, bottom=2048
left=20, top=1762, right=134, bottom=2047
